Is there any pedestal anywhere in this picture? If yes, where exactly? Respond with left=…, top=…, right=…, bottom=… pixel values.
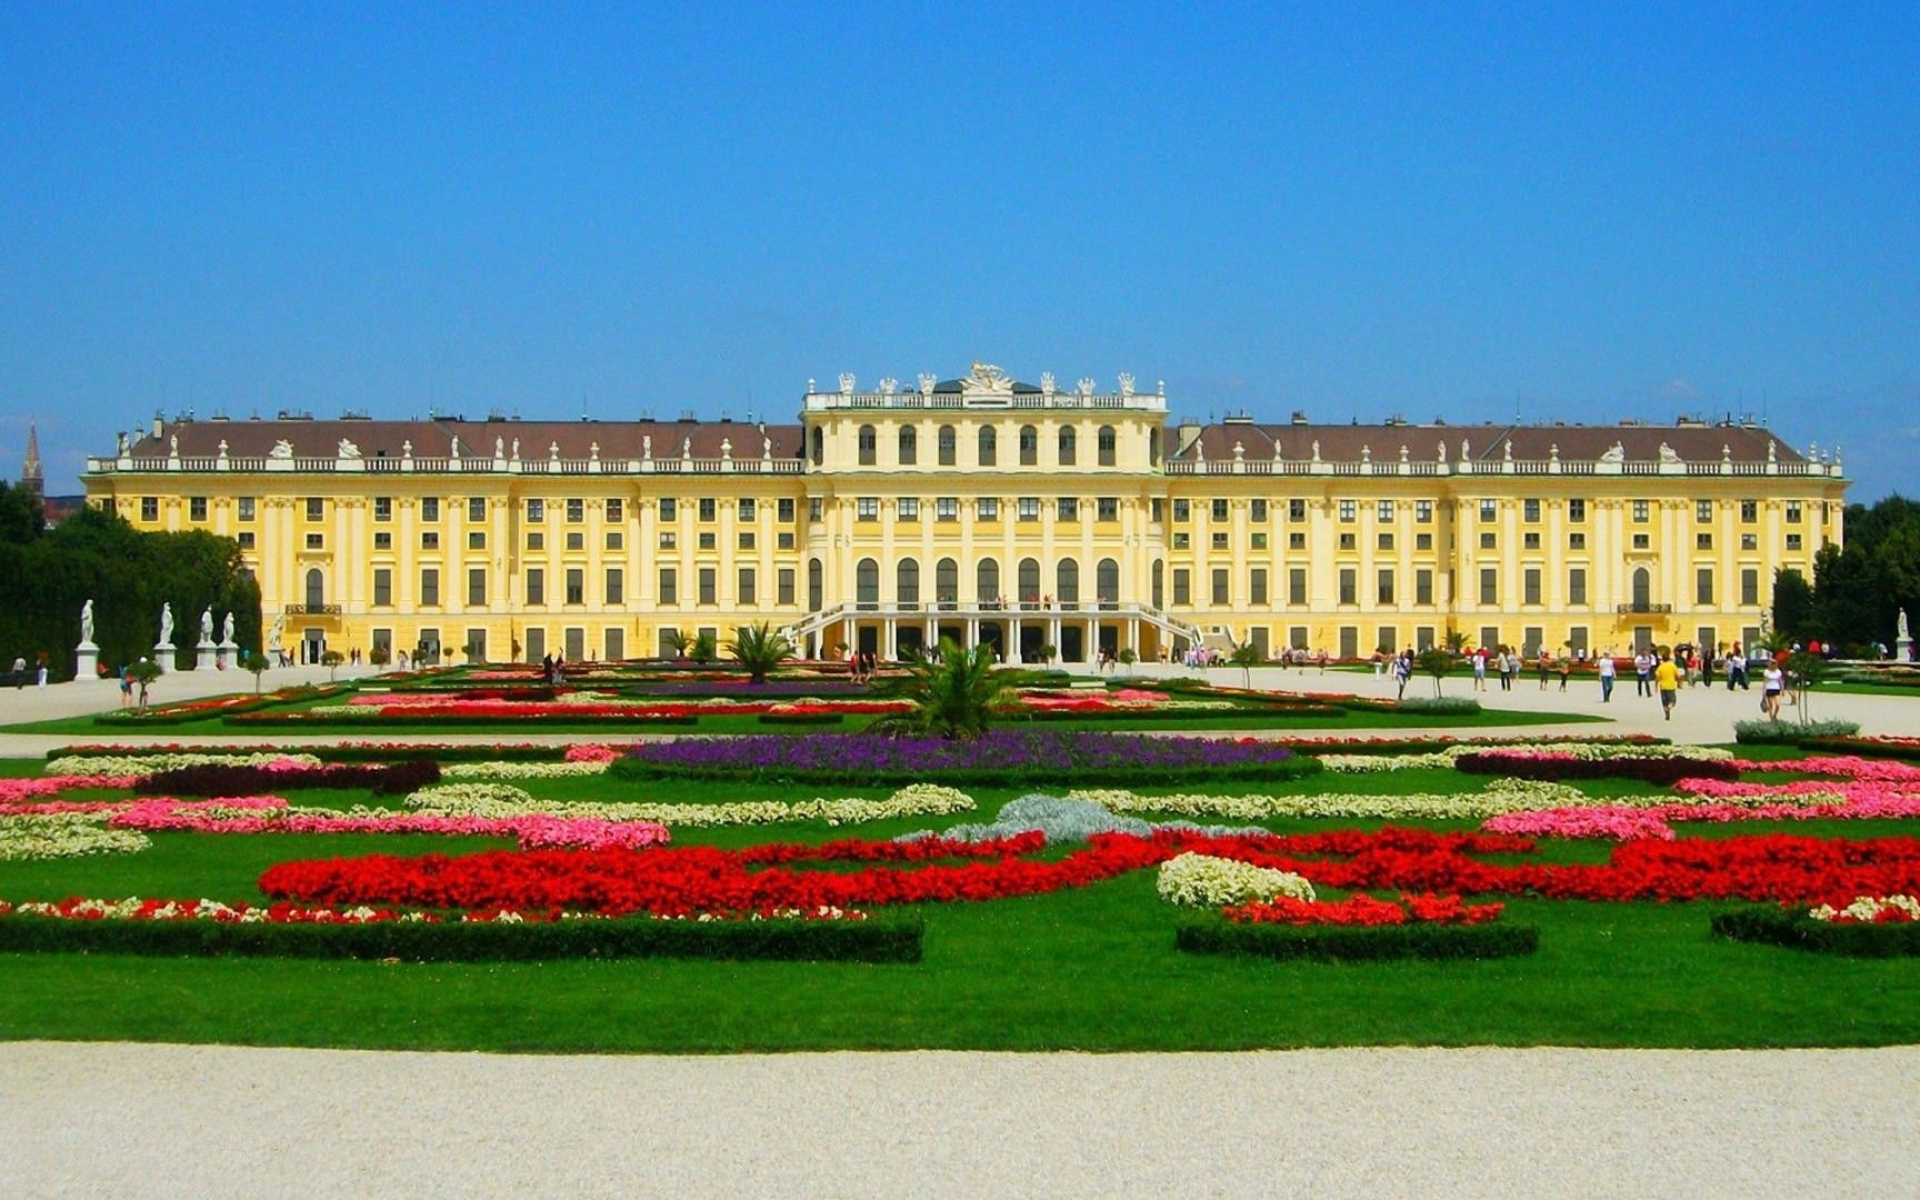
left=1900, top=637, right=1913, bottom=663
left=192, top=639, right=217, bottom=671
left=75, top=642, right=99, bottom=682
left=216, top=640, right=238, bottom=670
left=153, top=643, right=175, bottom=675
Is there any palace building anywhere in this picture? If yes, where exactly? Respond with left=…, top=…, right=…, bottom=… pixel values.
left=82, top=362, right=1848, bottom=666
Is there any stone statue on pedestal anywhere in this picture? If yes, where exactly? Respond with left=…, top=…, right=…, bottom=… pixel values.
left=199, top=606, right=215, bottom=644
left=158, top=603, right=174, bottom=647
left=80, top=599, right=95, bottom=646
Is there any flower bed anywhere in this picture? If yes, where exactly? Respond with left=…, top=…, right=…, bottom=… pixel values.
left=1155, top=853, right=1316, bottom=907
left=0, top=898, right=921, bottom=963
left=610, top=730, right=1323, bottom=786
left=46, top=742, right=579, bottom=765
left=1710, top=905, right=1920, bottom=957
left=407, top=782, right=977, bottom=829
left=0, top=814, right=150, bottom=861
left=46, top=752, right=324, bottom=779
left=1798, top=735, right=1920, bottom=762
left=1222, top=892, right=1506, bottom=926
left=1452, top=751, right=1741, bottom=785
left=1292, top=734, right=1667, bottom=759
left=1071, top=779, right=1588, bottom=821
left=133, top=760, right=441, bottom=798
left=109, top=797, right=670, bottom=851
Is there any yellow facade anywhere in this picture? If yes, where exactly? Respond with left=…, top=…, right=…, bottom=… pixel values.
left=86, top=363, right=1847, bottom=665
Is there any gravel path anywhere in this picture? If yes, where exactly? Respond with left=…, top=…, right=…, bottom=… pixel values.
left=6, top=1041, right=1916, bottom=1199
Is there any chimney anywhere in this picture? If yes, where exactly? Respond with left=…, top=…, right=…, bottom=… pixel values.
left=1176, top=417, right=1203, bottom=456
left=152, top=413, right=164, bottom=441
left=1291, top=410, right=1309, bottom=425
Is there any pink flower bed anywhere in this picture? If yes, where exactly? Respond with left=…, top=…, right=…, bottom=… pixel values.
left=110, top=797, right=671, bottom=851
left=0, top=776, right=138, bottom=805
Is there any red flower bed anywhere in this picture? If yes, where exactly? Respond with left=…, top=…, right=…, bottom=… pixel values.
left=1223, top=893, right=1505, bottom=926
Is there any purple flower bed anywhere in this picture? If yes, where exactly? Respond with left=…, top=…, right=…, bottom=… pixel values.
left=617, top=680, right=872, bottom=698
left=610, top=730, right=1321, bottom=786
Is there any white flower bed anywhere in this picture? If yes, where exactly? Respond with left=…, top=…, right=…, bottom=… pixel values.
left=440, top=760, right=615, bottom=780
left=1070, top=778, right=1588, bottom=820
left=1156, top=853, right=1315, bottom=907
left=44, top=752, right=325, bottom=779
left=1317, top=742, right=1735, bottom=773
left=407, top=783, right=976, bottom=827
left=0, top=814, right=150, bottom=861
left=1810, top=895, right=1920, bottom=923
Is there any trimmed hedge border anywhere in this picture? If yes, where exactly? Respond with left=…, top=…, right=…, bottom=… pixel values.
left=0, top=913, right=924, bottom=963
left=1175, top=914, right=1539, bottom=962
left=1793, top=736, right=1920, bottom=762
left=1710, top=906, right=1920, bottom=958
left=1452, top=752, right=1741, bottom=785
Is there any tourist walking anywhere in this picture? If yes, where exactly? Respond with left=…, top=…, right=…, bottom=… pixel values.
left=1728, top=645, right=1749, bottom=690
left=1471, top=648, right=1487, bottom=691
left=1634, top=651, right=1653, bottom=697
left=1654, top=652, right=1680, bottom=721
left=1559, top=652, right=1572, bottom=691
left=9, top=655, right=22, bottom=689
left=1393, top=650, right=1412, bottom=699
left=1597, top=654, right=1615, bottom=703
left=1762, top=660, right=1785, bottom=720
left=1538, top=649, right=1551, bottom=689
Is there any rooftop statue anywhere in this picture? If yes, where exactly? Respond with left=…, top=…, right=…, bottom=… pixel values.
left=269, top=439, right=295, bottom=459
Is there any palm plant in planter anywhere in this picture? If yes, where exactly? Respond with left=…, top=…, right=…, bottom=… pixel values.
left=875, top=638, right=1012, bottom=740
left=727, top=621, right=795, bottom=685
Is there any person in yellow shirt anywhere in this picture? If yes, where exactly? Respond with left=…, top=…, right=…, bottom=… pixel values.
left=1653, top=653, right=1681, bottom=721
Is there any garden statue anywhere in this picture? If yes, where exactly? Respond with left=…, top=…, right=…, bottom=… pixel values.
left=222, top=611, right=235, bottom=645
left=266, top=611, right=285, bottom=653
left=199, top=606, right=214, bottom=644
left=80, top=599, right=94, bottom=645
left=1901, top=608, right=1910, bottom=642
left=158, top=602, right=174, bottom=646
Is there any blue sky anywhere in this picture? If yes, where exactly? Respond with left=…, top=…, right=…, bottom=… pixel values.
left=2, top=2, right=1915, bottom=499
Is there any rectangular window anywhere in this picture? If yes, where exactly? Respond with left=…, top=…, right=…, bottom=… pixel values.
left=1211, top=568, right=1230, bottom=605
left=1634, top=533, right=1651, bottom=550
left=777, top=498, right=795, bottom=523
left=738, top=498, right=755, bottom=521
left=697, top=532, right=715, bottom=550
left=936, top=497, right=959, bottom=521
left=373, top=569, right=392, bottom=607
left=1252, top=532, right=1268, bottom=549
left=568, top=533, right=585, bottom=551
left=1339, top=533, right=1357, bottom=550
left=857, top=497, right=879, bottom=521
left=188, top=496, right=207, bottom=521
left=1378, top=500, right=1396, bottom=522
left=1212, top=499, right=1229, bottom=521
left=1173, top=499, right=1190, bottom=522
left=1569, top=568, right=1587, bottom=605
left=566, top=568, right=584, bottom=605
left=1696, top=533, right=1713, bottom=550
left=1741, top=533, right=1758, bottom=551
left=420, top=568, right=440, bottom=607
left=738, top=531, right=755, bottom=550
left=657, top=531, right=676, bottom=549
left=977, top=497, right=999, bottom=521
left=605, top=568, right=624, bottom=605
left=527, top=499, right=544, bottom=521
left=1415, top=532, right=1433, bottom=550
left=1172, top=569, right=1191, bottom=605
left=1339, top=500, right=1357, bottom=522
left=374, top=531, right=392, bottom=551
left=1480, top=568, right=1498, bottom=605
left=1696, top=500, right=1713, bottom=523
left=1523, top=499, right=1541, bottom=522
left=606, top=531, right=623, bottom=551
left=237, top=531, right=255, bottom=549
left=1018, top=497, right=1040, bottom=521
left=698, top=568, right=716, bottom=605
left=305, top=533, right=324, bottom=550
left=1250, top=568, right=1268, bottom=605
left=421, top=497, right=439, bottom=522
left=1479, top=532, right=1496, bottom=550
left=1338, top=568, right=1357, bottom=605
left=1523, top=568, right=1541, bottom=605
left=563, top=498, right=582, bottom=524
left=1378, top=532, right=1395, bottom=551
left=1377, top=569, right=1395, bottom=605
left=238, top=497, right=256, bottom=521
left=605, top=498, right=623, bottom=524
left=1479, top=499, right=1497, bottom=521
left=1212, top=531, right=1228, bottom=550
left=738, top=568, right=755, bottom=604
left=659, top=568, right=677, bottom=604
left=1786, top=533, right=1803, bottom=551
left=1172, top=532, right=1191, bottom=549
left=370, top=496, right=391, bottom=522
left=527, top=569, right=545, bottom=605
left=808, top=498, right=822, bottom=522
left=1151, top=499, right=1164, bottom=523
left=698, top=498, right=716, bottom=522
left=777, top=532, right=795, bottom=550
left=1568, top=532, right=1586, bottom=550
left=1058, top=498, right=1079, bottom=521
left=1288, top=499, right=1306, bottom=522
left=1523, top=532, right=1541, bottom=550
left=1786, top=501, right=1802, bottom=524
left=1097, top=497, right=1117, bottom=522
left=897, top=497, right=919, bottom=521
left=659, top=498, right=676, bottom=521
left=777, top=568, right=795, bottom=606
left=1633, top=500, right=1650, bottom=523
left=1415, top=569, right=1433, bottom=605
left=1568, top=499, right=1586, bottom=522
left=1741, top=568, right=1759, bottom=605
left=468, top=497, right=486, bottom=522
left=1250, top=499, right=1268, bottom=522
left=468, top=531, right=486, bottom=550
left=1288, top=568, right=1307, bottom=606
left=1740, top=500, right=1758, bottom=523
left=1415, top=500, right=1433, bottom=523
left=467, top=568, right=486, bottom=607
left=306, top=497, right=324, bottom=521
left=1696, top=568, right=1714, bottom=605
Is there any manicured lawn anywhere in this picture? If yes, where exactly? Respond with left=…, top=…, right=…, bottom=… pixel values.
left=4, top=754, right=1920, bottom=1051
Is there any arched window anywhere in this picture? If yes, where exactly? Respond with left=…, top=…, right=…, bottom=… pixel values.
left=856, top=558, right=880, bottom=605
left=1148, top=428, right=1161, bottom=466
left=1019, top=557, right=1041, bottom=603
left=306, top=568, right=325, bottom=610
left=1057, top=558, right=1080, bottom=604
left=1019, top=425, right=1039, bottom=466
left=898, top=426, right=917, bottom=465
left=810, top=427, right=824, bottom=466
left=1097, top=425, right=1117, bottom=467
left=1152, top=559, right=1165, bottom=610
left=857, top=425, right=877, bottom=466
left=808, top=558, right=824, bottom=610
left=977, top=558, right=1000, bottom=603
left=1058, top=426, right=1077, bottom=466
left=978, top=426, right=997, bottom=466
left=1097, top=558, right=1119, bottom=606
left=936, top=557, right=959, bottom=604
left=938, top=425, right=956, bottom=466
left=1632, top=567, right=1651, bottom=609
left=897, top=558, right=920, bottom=604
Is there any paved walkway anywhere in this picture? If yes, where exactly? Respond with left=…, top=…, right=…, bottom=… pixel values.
left=5, top=1042, right=1915, bottom=1199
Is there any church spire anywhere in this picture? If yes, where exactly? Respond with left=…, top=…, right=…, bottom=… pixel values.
left=21, top=422, right=43, bottom=499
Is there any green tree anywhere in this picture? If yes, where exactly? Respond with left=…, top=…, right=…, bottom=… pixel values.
left=242, top=651, right=271, bottom=694
left=1229, top=644, right=1262, bottom=688
left=877, top=638, right=1011, bottom=740
left=1417, top=648, right=1454, bottom=696
left=127, top=658, right=161, bottom=711
left=321, top=649, right=345, bottom=681
left=1785, top=649, right=1827, bottom=724
left=1117, top=647, right=1137, bottom=668
left=726, top=621, right=795, bottom=684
